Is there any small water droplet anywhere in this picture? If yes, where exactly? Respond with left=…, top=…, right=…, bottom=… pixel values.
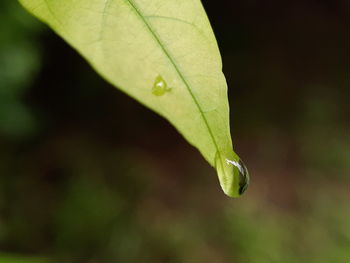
left=152, top=75, right=171, bottom=96
left=215, top=153, right=250, bottom=197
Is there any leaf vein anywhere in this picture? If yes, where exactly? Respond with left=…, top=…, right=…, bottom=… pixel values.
left=144, top=15, right=209, bottom=42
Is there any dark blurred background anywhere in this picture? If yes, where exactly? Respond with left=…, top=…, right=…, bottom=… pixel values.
left=1, top=0, right=350, bottom=262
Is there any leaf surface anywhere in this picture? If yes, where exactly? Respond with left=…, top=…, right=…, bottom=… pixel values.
left=19, top=0, right=248, bottom=197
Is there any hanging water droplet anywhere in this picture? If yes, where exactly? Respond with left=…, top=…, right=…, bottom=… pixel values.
left=152, top=75, right=171, bottom=96
left=215, top=153, right=250, bottom=197
left=225, top=159, right=250, bottom=195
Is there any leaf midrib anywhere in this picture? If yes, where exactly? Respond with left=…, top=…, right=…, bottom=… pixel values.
left=124, top=0, right=223, bottom=166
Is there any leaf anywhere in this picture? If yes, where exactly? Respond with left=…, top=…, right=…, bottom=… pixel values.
left=18, top=0, right=249, bottom=197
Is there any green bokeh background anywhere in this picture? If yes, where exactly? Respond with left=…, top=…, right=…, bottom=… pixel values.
left=1, top=1, right=350, bottom=262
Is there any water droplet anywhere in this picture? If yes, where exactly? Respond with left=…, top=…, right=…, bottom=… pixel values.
left=215, top=153, right=250, bottom=197
left=225, top=159, right=250, bottom=195
left=152, top=75, right=171, bottom=96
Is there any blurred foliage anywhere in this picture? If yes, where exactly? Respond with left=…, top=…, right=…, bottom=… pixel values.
left=0, top=253, right=46, bottom=263
left=1, top=0, right=350, bottom=263
left=0, top=1, right=42, bottom=137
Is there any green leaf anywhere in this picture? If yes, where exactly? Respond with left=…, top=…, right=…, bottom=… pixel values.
left=18, top=0, right=249, bottom=197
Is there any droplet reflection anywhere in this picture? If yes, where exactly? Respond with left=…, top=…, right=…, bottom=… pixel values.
left=225, top=158, right=250, bottom=195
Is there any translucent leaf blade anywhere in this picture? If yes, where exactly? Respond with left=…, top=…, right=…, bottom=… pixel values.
left=18, top=0, right=249, bottom=197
